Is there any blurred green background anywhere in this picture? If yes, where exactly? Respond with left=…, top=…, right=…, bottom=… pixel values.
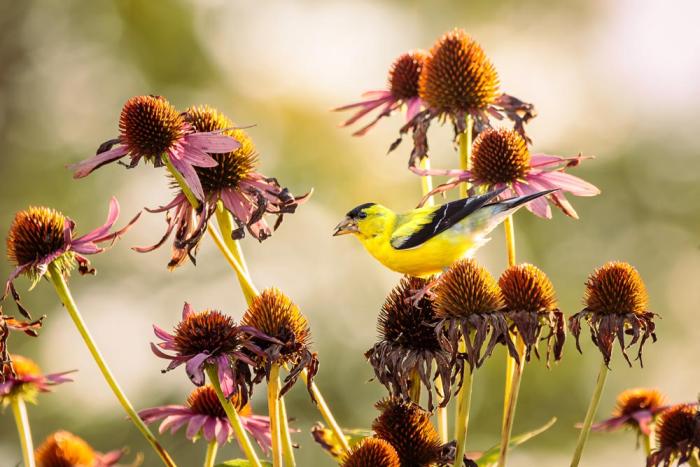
left=1, top=0, right=699, bottom=465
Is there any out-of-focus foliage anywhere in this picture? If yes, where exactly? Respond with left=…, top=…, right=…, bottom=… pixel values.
left=1, top=1, right=699, bottom=465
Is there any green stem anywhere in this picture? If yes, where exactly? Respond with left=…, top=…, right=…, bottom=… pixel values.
left=458, top=115, right=474, bottom=198
left=279, top=395, right=297, bottom=466
left=12, top=397, right=35, bottom=467
left=47, top=263, right=176, bottom=467
left=453, top=361, right=474, bottom=467
left=570, top=362, right=609, bottom=467
left=419, top=157, right=435, bottom=207
left=434, top=378, right=449, bottom=444
left=497, top=336, right=525, bottom=467
left=642, top=432, right=652, bottom=457
left=205, top=366, right=262, bottom=467
left=301, top=370, right=350, bottom=453
left=268, top=365, right=283, bottom=467
left=162, top=154, right=199, bottom=208
left=409, top=370, right=421, bottom=404
left=203, top=440, right=218, bottom=467
left=215, top=204, right=250, bottom=276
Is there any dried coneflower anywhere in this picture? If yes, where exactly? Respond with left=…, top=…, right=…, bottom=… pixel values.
left=570, top=261, right=657, bottom=366
left=335, top=50, right=428, bottom=136
left=393, top=28, right=535, bottom=165
left=70, top=95, right=241, bottom=201
left=647, top=404, right=700, bottom=466
left=413, top=128, right=600, bottom=219
left=241, top=288, right=318, bottom=398
left=35, top=430, right=123, bottom=467
left=591, top=388, right=667, bottom=437
left=498, top=263, right=565, bottom=365
left=341, top=438, right=401, bottom=467
left=135, top=105, right=309, bottom=269
left=151, top=303, right=271, bottom=401
left=365, top=276, right=453, bottom=410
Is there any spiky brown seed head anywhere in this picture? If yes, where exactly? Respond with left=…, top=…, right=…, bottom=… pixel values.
left=186, top=385, right=251, bottom=418
left=472, top=128, right=531, bottom=185
left=388, top=51, right=428, bottom=101
left=434, top=259, right=503, bottom=318
left=499, top=263, right=557, bottom=312
left=119, top=95, right=185, bottom=160
left=173, top=309, right=241, bottom=357
left=613, top=388, right=665, bottom=418
left=372, top=398, right=443, bottom=466
left=655, top=404, right=698, bottom=452
left=35, top=431, right=97, bottom=467
left=419, top=29, right=500, bottom=114
left=241, top=288, right=312, bottom=351
left=341, top=438, right=401, bottom=467
left=6, top=207, right=74, bottom=276
left=184, top=105, right=258, bottom=193
left=584, top=262, right=649, bottom=315
left=379, top=276, right=440, bottom=351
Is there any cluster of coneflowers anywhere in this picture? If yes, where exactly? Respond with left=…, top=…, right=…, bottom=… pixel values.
left=0, top=27, right=697, bottom=467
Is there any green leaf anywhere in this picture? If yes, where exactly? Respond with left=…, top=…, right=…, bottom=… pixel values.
left=476, top=417, right=557, bottom=466
left=215, top=460, right=273, bottom=467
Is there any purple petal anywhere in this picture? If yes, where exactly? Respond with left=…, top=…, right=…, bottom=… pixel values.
left=139, top=406, right=187, bottom=423
left=539, top=171, right=601, bottom=196
left=186, top=133, right=241, bottom=153
left=514, top=181, right=552, bottom=219
left=69, top=145, right=128, bottom=178
left=203, top=417, right=218, bottom=442
left=590, top=415, right=630, bottom=432
left=153, top=325, right=175, bottom=344
left=182, top=302, right=195, bottom=320
left=73, top=197, right=120, bottom=244
left=186, top=414, right=209, bottom=440
left=529, top=153, right=569, bottom=168
left=405, top=97, right=422, bottom=121
left=216, top=418, right=230, bottom=446
left=180, top=144, right=219, bottom=167
left=168, top=155, right=205, bottom=201
left=150, top=342, right=175, bottom=360
left=160, top=414, right=191, bottom=434
left=185, top=353, right=209, bottom=386
left=631, top=411, right=654, bottom=436
left=217, top=355, right=235, bottom=398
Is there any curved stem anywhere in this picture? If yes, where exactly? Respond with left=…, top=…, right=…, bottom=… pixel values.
left=279, top=395, right=297, bottom=466
left=453, top=360, right=474, bottom=467
left=12, top=397, right=35, bottom=467
left=420, top=158, right=435, bottom=207
left=570, top=362, right=609, bottom=467
left=47, top=263, right=176, bottom=467
left=268, top=364, right=283, bottom=467
left=205, top=366, right=262, bottom=467
left=301, top=370, right=350, bottom=453
left=458, top=115, right=474, bottom=198
left=205, top=224, right=258, bottom=304
left=203, top=440, right=218, bottom=467
left=215, top=203, right=253, bottom=279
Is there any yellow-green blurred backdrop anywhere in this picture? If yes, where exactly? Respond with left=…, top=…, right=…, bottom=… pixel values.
left=1, top=1, right=699, bottom=465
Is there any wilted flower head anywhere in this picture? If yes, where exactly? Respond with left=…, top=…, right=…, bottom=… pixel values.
left=134, top=105, right=310, bottom=270
left=35, top=430, right=123, bottom=467
left=139, top=385, right=278, bottom=452
left=499, top=264, right=565, bottom=365
left=241, top=288, right=318, bottom=399
left=70, top=95, right=241, bottom=201
left=0, top=306, right=43, bottom=381
left=341, top=438, right=401, bottom=467
left=0, top=354, right=73, bottom=405
left=335, top=50, right=428, bottom=136
left=393, top=29, right=535, bottom=166
left=591, top=388, right=667, bottom=436
left=413, top=128, right=600, bottom=219
left=570, top=262, right=657, bottom=367
left=647, top=404, right=700, bottom=466
left=365, top=276, right=453, bottom=410
left=151, top=303, right=271, bottom=400
left=434, top=259, right=517, bottom=369
left=4, top=198, right=139, bottom=318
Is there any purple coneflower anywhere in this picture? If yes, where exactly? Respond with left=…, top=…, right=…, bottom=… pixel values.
left=4, top=198, right=139, bottom=317
left=35, top=430, right=123, bottom=467
left=140, top=385, right=277, bottom=452
left=413, top=128, right=600, bottom=219
left=134, top=105, right=310, bottom=269
left=591, top=388, right=667, bottom=437
left=151, top=302, right=271, bottom=401
left=69, top=95, right=241, bottom=201
left=334, top=51, right=428, bottom=136
left=0, top=354, right=73, bottom=404
left=647, top=404, right=700, bottom=467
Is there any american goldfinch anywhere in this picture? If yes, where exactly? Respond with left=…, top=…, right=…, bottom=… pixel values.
left=333, top=188, right=555, bottom=277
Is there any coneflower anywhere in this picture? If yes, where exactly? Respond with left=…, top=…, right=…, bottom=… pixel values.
left=0, top=354, right=73, bottom=405
left=647, top=404, right=700, bottom=466
left=0, top=307, right=43, bottom=381
left=335, top=50, right=428, bottom=136
left=591, top=388, right=667, bottom=437
left=341, top=438, right=401, bottom=467
left=365, top=276, right=453, bottom=411
left=134, top=105, right=309, bottom=269
left=35, top=431, right=124, bottom=467
left=70, top=95, right=241, bottom=201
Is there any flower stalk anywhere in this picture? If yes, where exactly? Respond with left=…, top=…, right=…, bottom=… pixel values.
left=302, top=370, right=350, bottom=453
left=204, top=366, right=262, bottom=467
left=268, top=364, right=283, bottom=467
left=203, top=440, right=218, bottom=467
left=570, top=362, right=609, bottom=467
left=46, top=262, right=176, bottom=467
left=453, top=363, right=474, bottom=467
left=409, top=370, right=421, bottom=403
left=458, top=115, right=474, bottom=198
left=420, top=158, right=435, bottom=207
left=11, top=397, right=35, bottom=467
left=279, top=395, right=297, bottom=466
left=435, top=377, right=449, bottom=443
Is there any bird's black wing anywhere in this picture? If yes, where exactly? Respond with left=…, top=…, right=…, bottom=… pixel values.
left=391, top=188, right=506, bottom=250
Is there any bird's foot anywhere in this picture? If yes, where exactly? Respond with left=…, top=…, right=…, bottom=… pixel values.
left=406, top=279, right=438, bottom=306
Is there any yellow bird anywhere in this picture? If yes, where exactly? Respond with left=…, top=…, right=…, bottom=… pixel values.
left=333, top=188, right=555, bottom=277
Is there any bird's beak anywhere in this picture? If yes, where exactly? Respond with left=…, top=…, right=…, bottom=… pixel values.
left=333, top=217, right=358, bottom=236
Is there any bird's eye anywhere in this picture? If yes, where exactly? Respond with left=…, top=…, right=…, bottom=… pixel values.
left=358, top=212, right=367, bottom=219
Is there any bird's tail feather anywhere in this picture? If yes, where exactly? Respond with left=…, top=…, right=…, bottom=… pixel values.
left=491, top=189, right=558, bottom=213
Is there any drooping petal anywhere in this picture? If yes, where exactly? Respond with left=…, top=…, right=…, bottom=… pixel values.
left=72, top=197, right=120, bottom=244
left=185, top=132, right=241, bottom=153
left=161, top=414, right=192, bottom=434
left=69, top=145, right=129, bottom=178
left=139, top=406, right=188, bottom=423
left=168, top=154, right=205, bottom=201
left=186, top=414, right=209, bottom=440
left=153, top=325, right=176, bottom=344
left=539, top=170, right=601, bottom=197
left=631, top=411, right=654, bottom=436
left=216, top=418, right=230, bottom=446
left=185, top=353, right=210, bottom=386
left=149, top=342, right=177, bottom=360
left=203, top=417, right=218, bottom=442
left=179, top=143, right=219, bottom=168
left=406, top=97, right=422, bottom=121
left=590, top=415, right=630, bottom=432
left=217, top=355, right=235, bottom=398
left=514, top=181, right=552, bottom=219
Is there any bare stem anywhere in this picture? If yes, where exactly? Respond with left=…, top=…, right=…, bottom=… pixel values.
left=12, top=397, right=35, bottom=467
left=458, top=115, right=474, bottom=198
left=570, top=362, right=609, bottom=467
left=203, top=440, right=218, bottom=467
left=409, top=370, right=421, bottom=404
left=420, top=157, right=435, bottom=207
left=205, top=366, right=262, bottom=467
left=453, top=358, right=474, bottom=467
left=279, top=395, right=297, bottom=466
left=434, top=378, right=449, bottom=443
left=301, top=370, right=350, bottom=453
left=47, top=263, right=176, bottom=467
left=268, top=365, right=283, bottom=467
left=205, top=224, right=258, bottom=304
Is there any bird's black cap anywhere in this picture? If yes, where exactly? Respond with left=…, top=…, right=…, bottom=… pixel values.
left=346, top=203, right=376, bottom=218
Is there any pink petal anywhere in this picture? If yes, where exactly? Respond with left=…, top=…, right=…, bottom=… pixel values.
left=405, top=97, right=422, bottom=121
left=217, top=355, right=234, bottom=398
left=182, top=302, right=195, bottom=320
left=180, top=144, right=219, bottom=167
left=216, top=418, right=230, bottom=446
left=186, top=415, right=208, bottom=440
left=69, top=145, right=128, bottom=178
left=153, top=325, right=175, bottom=344
left=514, top=182, right=551, bottom=219
left=168, top=155, right=205, bottom=201
left=186, top=133, right=241, bottom=153
left=185, top=353, right=209, bottom=385
left=529, top=153, right=569, bottom=168
left=539, top=171, right=601, bottom=196
left=360, top=90, right=393, bottom=99
left=73, top=197, right=120, bottom=244
left=159, top=415, right=190, bottom=434
left=203, top=417, right=218, bottom=442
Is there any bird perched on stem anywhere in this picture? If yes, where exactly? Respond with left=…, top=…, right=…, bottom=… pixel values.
left=333, top=188, right=555, bottom=277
